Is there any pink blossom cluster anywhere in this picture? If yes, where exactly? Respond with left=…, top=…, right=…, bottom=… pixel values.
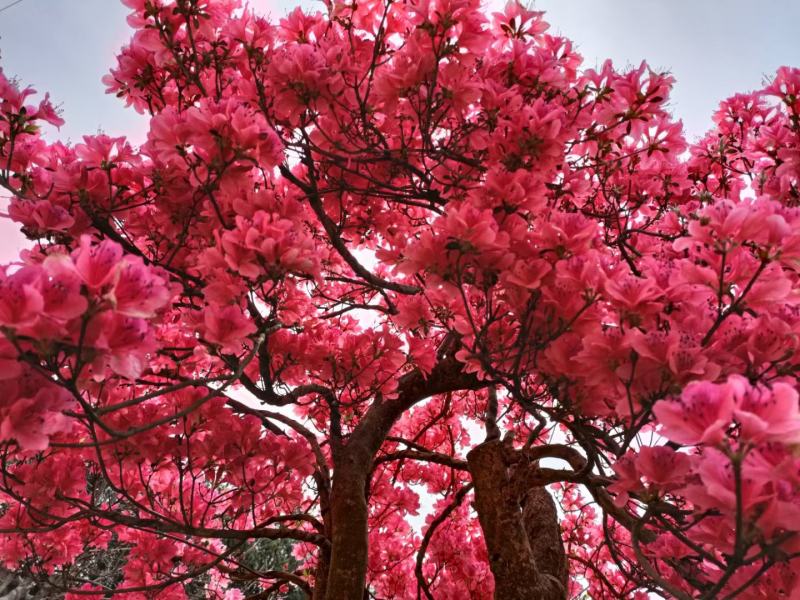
left=0, top=0, right=798, bottom=597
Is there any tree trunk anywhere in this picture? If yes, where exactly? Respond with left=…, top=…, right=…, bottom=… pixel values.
left=312, top=545, right=331, bottom=600
left=467, top=440, right=567, bottom=600
left=521, top=487, right=569, bottom=595
left=323, top=446, right=370, bottom=600
left=318, top=356, right=481, bottom=599
left=312, top=469, right=332, bottom=600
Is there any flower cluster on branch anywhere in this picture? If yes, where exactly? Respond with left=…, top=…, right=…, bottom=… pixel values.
left=0, top=0, right=798, bottom=598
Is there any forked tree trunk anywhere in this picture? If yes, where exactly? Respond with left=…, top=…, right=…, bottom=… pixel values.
left=467, top=440, right=567, bottom=600
left=317, top=356, right=482, bottom=599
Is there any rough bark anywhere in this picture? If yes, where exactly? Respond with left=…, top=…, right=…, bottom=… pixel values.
left=312, top=542, right=331, bottom=600
left=312, top=468, right=332, bottom=600
left=321, top=356, right=482, bottom=600
left=467, top=440, right=566, bottom=600
left=521, top=487, right=569, bottom=595
left=323, top=448, right=371, bottom=600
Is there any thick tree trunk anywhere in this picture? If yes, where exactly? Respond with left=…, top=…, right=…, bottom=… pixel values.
left=318, top=356, right=482, bottom=599
left=521, top=487, right=569, bottom=595
left=323, top=447, right=371, bottom=600
left=467, top=440, right=567, bottom=600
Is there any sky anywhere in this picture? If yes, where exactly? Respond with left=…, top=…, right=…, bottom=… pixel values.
left=0, top=0, right=798, bottom=262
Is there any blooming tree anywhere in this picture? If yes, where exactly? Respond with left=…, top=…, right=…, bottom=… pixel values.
left=0, top=0, right=799, bottom=598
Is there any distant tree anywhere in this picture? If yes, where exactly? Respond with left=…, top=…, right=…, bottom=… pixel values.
left=0, top=567, right=44, bottom=599
left=0, top=1, right=799, bottom=598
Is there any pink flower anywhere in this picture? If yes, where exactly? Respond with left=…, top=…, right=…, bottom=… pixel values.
left=653, top=380, right=735, bottom=446
left=7, top=198, right=74, bottom=232
left=442, top=204, right=507, bottom=252
left=502, top=259, right=552, bottom=290
left=74, top=134, right=133, bottom=167
left=221, top=212, right=320, bottom=280
left=35, top=93, right=65, bottom=128
left=407, top=336, right=436, bottom=375
left=685, top=447, right=769, bottom=515
left=242, top=212, right=319, bottom=277
left=608, top=452, right=643, bottom=506
left=90, top=312, right=155, bottom=380
left=108, top=257, right=171, bottom=318
left=730, top=376, right=800, bottom=444
left=0, top=387, right=73, bottom=451
left=0, top=268, right=44, bottom=327
left=73, top=236, right=124, bottom=290
left=492, top=2, right=548, bottom=39
left=40, top=256, right=89, bottom=321
left=604, top=274, right=663, bottom=315
left=609, top=447, right=690, bottom=506
left=635, top=446, right=691, bottom=490
left=203, top=305, right=257, bottom=353
left=758, top=485, right=800, bottom=537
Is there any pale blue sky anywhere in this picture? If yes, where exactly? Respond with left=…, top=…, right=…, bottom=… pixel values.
left=535, top=0, right=800, bottom=137
left=0, top=0, right=798, bottom=259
